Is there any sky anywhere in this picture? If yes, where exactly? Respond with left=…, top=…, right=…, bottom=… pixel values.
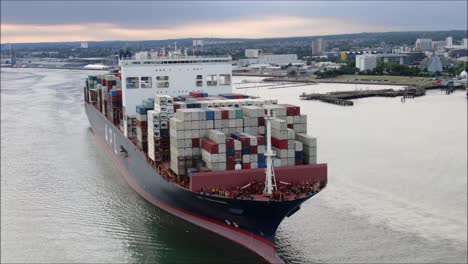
left=1, top=1, right=467, bottom=43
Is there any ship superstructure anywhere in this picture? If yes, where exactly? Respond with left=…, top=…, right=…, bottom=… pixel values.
left=84, top=50, right=327, bottom=263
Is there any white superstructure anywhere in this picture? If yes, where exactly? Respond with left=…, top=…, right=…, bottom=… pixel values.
left=119, top=55, right=233, bottom=116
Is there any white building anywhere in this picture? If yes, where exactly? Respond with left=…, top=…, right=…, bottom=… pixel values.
left=238, top=54, right=300, bottom=67
left=119, top=55, right=232, bottom=116
left=415, top=39, right=433, bottom=52
left=192, top=40, right=204, bottom=46
left=446, top=36, right=453, bottom=47
left=356, top=54, right=378, bottom=71
left=432, top=41, right=446, bottom=51
left=311, top=38, right=324, bottom=55
left=80, top=42, right=88, bottom=49
left=464, top=38, right=468, bottom=47
left=245, top=49, right=259, bottom=58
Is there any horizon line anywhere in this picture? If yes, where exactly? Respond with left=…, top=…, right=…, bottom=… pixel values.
left=1, top=29, right=467, bottom=45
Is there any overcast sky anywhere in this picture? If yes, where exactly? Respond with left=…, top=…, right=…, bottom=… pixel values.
left=1, top=1, right=467, bottom=43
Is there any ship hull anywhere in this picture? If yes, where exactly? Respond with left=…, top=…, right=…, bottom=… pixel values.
left=85, top=103, right=317, bottom=263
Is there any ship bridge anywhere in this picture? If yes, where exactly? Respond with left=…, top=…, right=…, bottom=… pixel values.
left=119, top=55, right=233, bottom=116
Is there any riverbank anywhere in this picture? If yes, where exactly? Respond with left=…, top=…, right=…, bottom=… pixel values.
left=264, top=75, right=436, bottom=86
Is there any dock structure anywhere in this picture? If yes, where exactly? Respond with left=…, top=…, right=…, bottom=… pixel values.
left=300, top=86, right=426, bottom=106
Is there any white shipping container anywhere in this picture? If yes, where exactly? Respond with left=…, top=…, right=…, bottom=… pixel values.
left=218, top=154, right=227, bottom=163
left=257, top=145, right=265, bottom=154
left=287, top=129, right=295, bottom=140
left=218, top=143, right=226, bottom=153
left=303, top=147, right=317, bottom=157
left=208, top=130, right=226, bottom=143
left=192, top=130, right=200, bottom=138
left=271, top=118, right=287, bottom=131
left=304, top=155, right=317, bottom=164
left=243, top=117, right=251, bottom=126
left=273, top=158, right=282, bottom=167
left=294, top=124, right=307, bottom=133
left=287, top=149, right=295, bottom=158
left=242, top=155, right=250, bottom=163
left=296, top=133, right=316, bottom=147
left=234, top=139, right=242, bottom=150
left=294, top=141, right=303, bottom=151
left=271, top=129, right=288, bottom=140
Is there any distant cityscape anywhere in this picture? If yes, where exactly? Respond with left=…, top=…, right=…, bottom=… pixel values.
left=1, top=30, right=467, bottom=79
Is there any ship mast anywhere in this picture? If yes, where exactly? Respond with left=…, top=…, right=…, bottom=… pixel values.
left=264, top=109, right=277, bottom=195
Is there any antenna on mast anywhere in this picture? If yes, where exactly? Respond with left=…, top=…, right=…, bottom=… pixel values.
left=264, top=109, right=277, bottom=195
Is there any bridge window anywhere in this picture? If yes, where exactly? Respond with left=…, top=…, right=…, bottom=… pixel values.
left=196, top=74, right=203, bottom=87
left=126, top=77, right=139, bottom=89
left=219, top=74, right=231, bottom=85
left=141, top=77, right=152, bottom=88
left=206, top=75, right=217, bottom=86
left=157, top=76, right=169, bottom=88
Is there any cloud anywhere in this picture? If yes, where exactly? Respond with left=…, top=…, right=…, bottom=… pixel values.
left=1, top=16, right=392, bottom=43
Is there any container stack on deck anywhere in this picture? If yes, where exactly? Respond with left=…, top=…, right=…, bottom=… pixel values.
left=158, top=93, right=317, bottom=176
left=86, top=85, right=320, bottom=176
left=135, top=99, right=154, bottom=152
left=84, top=73, right=122, bottom=128
left=148, top=95, right=173, bottom=162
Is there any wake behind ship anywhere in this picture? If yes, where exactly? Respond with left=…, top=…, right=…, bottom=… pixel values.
left=83, top=49, right=327, bottom=263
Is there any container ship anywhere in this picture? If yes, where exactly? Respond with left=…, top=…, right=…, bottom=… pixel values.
left=84, top=50, right=327, bottom=263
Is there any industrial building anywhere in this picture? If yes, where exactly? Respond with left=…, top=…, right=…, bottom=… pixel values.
left=245, top=49, right=259, bottom=58
left=238, top=53, right=300, bottom=67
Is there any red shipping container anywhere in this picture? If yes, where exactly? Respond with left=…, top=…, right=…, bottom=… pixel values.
left=250, top=146, right=257, bottom=154
left=192, top=138, right=200, bottom=148
left=234, top=150, right=242, bottom=159
left=258, top=117, right=265, bottom=126
left=226, top=156, right=235, bottom=170
left=189, top=91, right=202, bottom=97
left=201, top=138, right=218, bottom=153
left=256, top=135, right=265, bottom=145
left=220, top=108, right=229, bottom=119
left=174, top=103, right=181, bottom=111
left=243, top=163, right=251, bottom=169
left=225, top=137, right=234, bottom=148
left=280, top=104, right=300, bottom=116
left=295, top=159, right=303, bottom=165
left=238, top=136, right=250, bottom=147
left=271, top=137, right=288, bottom=149
left=136, top=120, right=147, bottom=128
left=287, top=124, right=294, bottom=129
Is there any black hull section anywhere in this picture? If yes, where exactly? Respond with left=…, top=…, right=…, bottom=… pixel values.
left=85, top=104, right=317, bottom=263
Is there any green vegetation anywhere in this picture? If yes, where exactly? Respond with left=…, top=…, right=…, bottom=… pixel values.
left=315, top=61, right=358, bottom=78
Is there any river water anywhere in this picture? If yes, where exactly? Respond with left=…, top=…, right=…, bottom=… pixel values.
left=1, top=68, right=467, bottom=263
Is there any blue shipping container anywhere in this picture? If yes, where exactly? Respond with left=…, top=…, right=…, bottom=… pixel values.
left=295, top=151, right=303, bottom=160
left=226, top=148, right=234, bottom=156
left=242, top=147, right=250, bottom=155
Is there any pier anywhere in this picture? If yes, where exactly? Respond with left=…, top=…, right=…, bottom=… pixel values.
left=300, top=86, right=433, bottom=106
